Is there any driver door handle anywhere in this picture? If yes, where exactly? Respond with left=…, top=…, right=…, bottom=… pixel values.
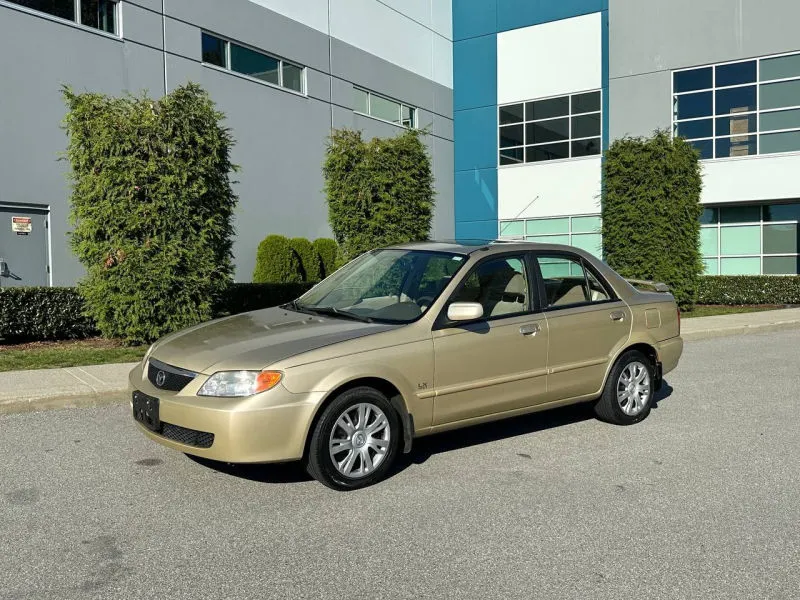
left=519, top=323, right=541, bottom=336
left=610, top=311, right=625, bottom=322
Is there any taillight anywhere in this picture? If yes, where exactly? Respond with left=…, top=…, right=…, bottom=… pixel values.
left=677, top=307, right=681, bottom=335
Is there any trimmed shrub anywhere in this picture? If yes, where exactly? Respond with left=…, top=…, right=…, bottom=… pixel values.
left=696, top=276, right=800, bottom=305
left=0, top=287, right=97, bottom=341
left=603, top=130, right=703, bottom=308
left=313, top=238, right=339, bottom=278
left=289, top=237, right=322, bottom=282
left=216, top=282, right=316, bottom=316
left=62, top=83, right=238, bottom=344
left=253, top=235, right=303, bottom=283
left=323, top=128, right=435, bottom=261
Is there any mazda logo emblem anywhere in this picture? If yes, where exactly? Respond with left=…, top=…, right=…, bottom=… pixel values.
left=155, top=370, right=167, bottom=387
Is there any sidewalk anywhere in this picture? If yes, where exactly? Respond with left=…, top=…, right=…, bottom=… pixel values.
left=0, top=362, right=136, bottom=414
left=680, top=306, right=800, bottom=341
left=2, top=307, right=800, bottom=415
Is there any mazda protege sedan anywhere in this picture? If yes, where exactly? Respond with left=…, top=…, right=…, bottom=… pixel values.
left=130, top=241, right=683, bottom=490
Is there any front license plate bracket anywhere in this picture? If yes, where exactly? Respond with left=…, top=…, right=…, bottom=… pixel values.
left=133, top=391, right=160, bottom=432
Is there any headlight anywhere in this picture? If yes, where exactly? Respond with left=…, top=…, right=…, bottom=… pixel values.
left=197, top=371, right=283, bottom=397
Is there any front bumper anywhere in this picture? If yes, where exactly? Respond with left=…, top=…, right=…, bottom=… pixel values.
left=128, top=362, right=323, bottom=463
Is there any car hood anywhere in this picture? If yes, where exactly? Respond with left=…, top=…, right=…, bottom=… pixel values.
left=150, top=307, right=400, bottom=374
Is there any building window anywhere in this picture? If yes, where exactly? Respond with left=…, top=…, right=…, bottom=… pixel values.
left=498, top=91, right=602, bottom=166
left=701, top=203, right=800, bottom=275
left=201, top=32, right=306, bottom=94
left=353, top=88, right=417, bottom=128
left=498, top=215, right=602, bottom=257
left=673, top=52, right=800, bottom=159
left=5, top=0, right=118, bottom=34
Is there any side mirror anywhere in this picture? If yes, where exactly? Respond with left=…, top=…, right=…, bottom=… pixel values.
left=0, top=259, right=9, bottom=278
left=447, top=302, right=484, bottom=322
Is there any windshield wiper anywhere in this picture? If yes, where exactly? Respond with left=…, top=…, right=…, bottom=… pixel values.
left=302, top=306, right=373, bottom=323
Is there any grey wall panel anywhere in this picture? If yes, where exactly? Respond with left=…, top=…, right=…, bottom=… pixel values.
left=431, top=136, right=455, bottom=239
left=122, top=42, right=167, bottom=97
left=165, top=53, right=204, bottom=91
left=306, top=69, right=332, bottom=104
left=433, top=85, right=453, bottom=120
left=330, top=77, right=354, bottom=110
left=126, top=0, right=163, bottom=14
left=169, top=56, right=333, bottom=281
left=331, top=38, right=448, bottom=116
left=121, top=2, right=164, bottom=50
left=432, top=113, right=454, bottom=142
left=166, top=0, right=331, bottom=73
left=610, top=0, right=800, bottom=77
left=608, top=70, right=671, bottom=141
left=164, top=16, right=199, bottom=61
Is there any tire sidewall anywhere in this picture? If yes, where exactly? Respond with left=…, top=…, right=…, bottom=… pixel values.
left=308, top=387, right=401, bottom=490
left=604, top=350, right=655, bottom=425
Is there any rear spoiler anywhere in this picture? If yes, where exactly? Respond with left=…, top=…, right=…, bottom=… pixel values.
left=625, top=279, right=671, bottom=293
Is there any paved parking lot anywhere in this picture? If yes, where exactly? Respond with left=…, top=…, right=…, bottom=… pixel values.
left=2, top=329, right=799, bottom=600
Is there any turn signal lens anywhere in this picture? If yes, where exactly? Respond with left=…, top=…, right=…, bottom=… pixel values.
left=255, top=371, right=283, bottom=393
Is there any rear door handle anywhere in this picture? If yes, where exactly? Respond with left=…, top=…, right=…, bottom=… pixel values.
left=610, top=311, right=625, bottom=322
left=519, top=323, right=541, bottom=336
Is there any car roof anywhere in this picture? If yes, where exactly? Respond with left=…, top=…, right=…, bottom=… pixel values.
left=387, top=239, right=586, bottom=256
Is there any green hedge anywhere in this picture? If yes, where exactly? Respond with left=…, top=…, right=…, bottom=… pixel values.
left=603, top=131, right=703, bottom=308
left=62, top=83, right=238, bottom=344
left=253, top=235, right=303, bottom=283
left=313, top=238, right=338, bottom=278
left=1, top=283, right=316, bottom=342
left=215, top=282, right=315, bottom=316
left=289, top=237, right=322, bottom=282
left=697, top=276, right=800, bottom=305
left=0, top=288, right=98, bottom=341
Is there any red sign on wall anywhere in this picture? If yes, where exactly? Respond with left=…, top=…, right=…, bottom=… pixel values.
left=12, top=216, right=32, bottom=236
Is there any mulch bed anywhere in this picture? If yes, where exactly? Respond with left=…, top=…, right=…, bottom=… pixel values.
left=0, top=338, right=137, bottom=352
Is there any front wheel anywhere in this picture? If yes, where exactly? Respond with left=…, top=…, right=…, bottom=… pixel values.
left=306, top=387, right=401, bottom=490
left=594, top=350, right=654, bottom=425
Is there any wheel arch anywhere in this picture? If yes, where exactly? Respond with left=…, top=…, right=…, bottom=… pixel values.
left=302, top=376, right=415, bottom=460
left=602, top=341, right=661, bottom=394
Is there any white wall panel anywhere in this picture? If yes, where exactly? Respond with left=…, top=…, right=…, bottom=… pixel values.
left=247, top=0, right=330, bottom=34
left=498, top=158, right=602, bottom=219
left=431, top=0, right=453, bottom=40
left=433, top=33, right=454, bottom=88
left=330, top=0, right=451, bottom=88
left=702, top=154, right=800, bottom=204
left=497, top=13, right=602, bottom=104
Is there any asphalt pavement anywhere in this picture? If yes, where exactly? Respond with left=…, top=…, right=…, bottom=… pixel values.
left=1, top=329, right=799, bottom=599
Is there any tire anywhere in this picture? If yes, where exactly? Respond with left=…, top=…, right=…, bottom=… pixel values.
left=305, top=386, right=401, bottom=491
left=594, top=350, right=655, bottom=425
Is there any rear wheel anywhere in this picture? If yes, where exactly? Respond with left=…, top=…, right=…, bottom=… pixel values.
left=306, top=387, right=401, bottom=490
left=594, top=350, right=654, bottom=425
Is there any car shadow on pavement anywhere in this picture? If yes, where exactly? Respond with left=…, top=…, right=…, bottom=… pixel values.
left=186, top=455, right=313, bottom=484
left=400, top=380, right=675, bottom=470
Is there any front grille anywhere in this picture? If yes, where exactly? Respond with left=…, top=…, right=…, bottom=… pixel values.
left=147, top=358, right=196, bottom=392
left=160, top=422, right=215, bottom=449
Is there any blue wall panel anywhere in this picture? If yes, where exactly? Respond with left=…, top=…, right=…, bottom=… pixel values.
left=455, top=168, right=498, bottom=224
left=454, top=106, right=497, bottom=171
left=453, top=34, right=497, bottom=111
left=497, top=0, right=605, bottom=31
left=453, top=0, right=497, bottom=41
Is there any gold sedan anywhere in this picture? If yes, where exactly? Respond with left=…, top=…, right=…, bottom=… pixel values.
left=130, top=241, right=683, bottom=490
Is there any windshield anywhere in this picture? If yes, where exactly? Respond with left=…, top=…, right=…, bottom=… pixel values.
left=295, top=249, right=466, bottom=323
